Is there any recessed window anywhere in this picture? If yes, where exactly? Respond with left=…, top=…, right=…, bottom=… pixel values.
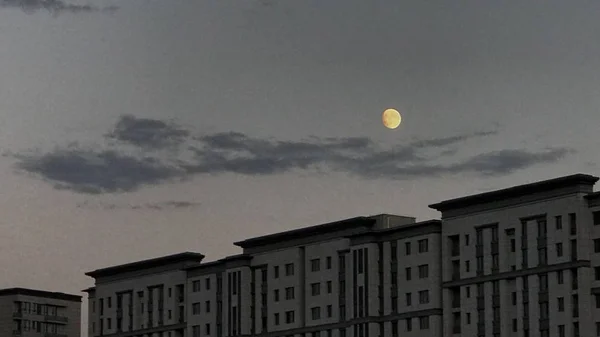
left=327, top=281, right=332, bottom=293
left=311, top=307, right=321, bottom=320
left=405, top=267, right=412, bottom=281
left=556, top=216, right=562, bottom=229
left=419, top=290, right=429, bottom=304
left=311, top=283, right=321, bottom=296
left=405, top=242, right=411, bottom=255
left=285, top=287, right=295, bottom=300
left=419, top=316, right=429, bottom=330
left=285, top=310, right=295, bottom=324
left=326, top=256, right=332, bottom=269
left=594, top=211, right=600, bottom=226
left=273, top=266, right=280, bottom=278
left=311, top=259, right=321, bottom=272
left=192, top=302, right=200, bottom=315
left=594, top=239, right=600, bottom=253
left=418, top=265, right=429, bottom=278
left=556, top=243, right=563, bottom=257
left=418, top=239, right=428, bottom=253
left=285, top=263, right=294, bottom=276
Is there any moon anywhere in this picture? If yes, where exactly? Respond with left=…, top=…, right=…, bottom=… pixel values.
left=382, top=108, right=402, bottom=129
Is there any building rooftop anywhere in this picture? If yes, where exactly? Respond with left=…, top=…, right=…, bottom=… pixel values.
left=233, top=216, right=377, bottom=249
left=0, top=288, right=81, bottom=302
left=429, top=173, right=599, bottom=212
left=85, top=252, right=205, bottom=278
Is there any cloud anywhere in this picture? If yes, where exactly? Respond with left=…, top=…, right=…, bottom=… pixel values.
left=14, top=147, right=183, bottom=194
left=107, top=115, right=189, bottom=150
left=0, top=0, right=118, bottom=15
left=11, top=115, right=573, bottom=194
left=77, top=200, right=201, bottom=210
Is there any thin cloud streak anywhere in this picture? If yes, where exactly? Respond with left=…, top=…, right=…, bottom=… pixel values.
left=77, top=200, right=201, bottom=210
left=0, top=0, right=118, bottom=15
left=11, top=116, right=573, bottom=195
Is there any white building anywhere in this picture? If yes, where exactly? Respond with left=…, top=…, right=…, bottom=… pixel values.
left=0, top=287, right=81, bottom=337
left=84, top=173, right=600, bottom=337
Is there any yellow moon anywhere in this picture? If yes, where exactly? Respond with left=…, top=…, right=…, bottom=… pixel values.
left=382, top=108, right=402, bottom=129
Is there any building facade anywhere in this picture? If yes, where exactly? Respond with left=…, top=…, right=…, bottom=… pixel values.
left=85, top=173, right=600, bottom=337
left=0, top=287, right=82, bottom=337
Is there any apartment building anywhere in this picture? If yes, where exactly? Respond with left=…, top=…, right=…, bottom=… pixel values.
left=429, top=173, right=600, bottom=337
left=85, top=214, right=443, bottom=337
left=0, top=287, right=81, bottom=337
left=85, top=173, right=600, bottom=337
left=83, top=252, right=205, bottom=337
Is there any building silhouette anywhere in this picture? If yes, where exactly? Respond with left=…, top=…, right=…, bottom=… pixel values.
left=84, top=173, right=600, bottom=337
left=1, top=287, right=81, bottom=337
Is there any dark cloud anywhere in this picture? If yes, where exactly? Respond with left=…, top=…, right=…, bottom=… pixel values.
left=107, top=115, right=189, bottom=149
left=14, top=148, right=183, bottom=194
left=11, top=116, right=573, bottom=195
left=0, top=0, right=118, bottom=15
left=77, top=200, right=201, bottom=210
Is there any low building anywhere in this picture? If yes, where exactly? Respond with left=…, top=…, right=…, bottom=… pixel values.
left=0, top=287, right=81, bottom=337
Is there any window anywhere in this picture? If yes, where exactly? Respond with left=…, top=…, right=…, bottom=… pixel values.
left=419, top=290, right=429, bottom=304
left=311, top=259, right=321, bottom=272
left=558, top=325, right=565, bottom=337
left=285, top=287, right=295, bottom=300
left=192, top=325, right=200, bottom=337
left=406, top=318, right=412, bottom=331
left=465, top=260, right=470, bottom=272
left=285, top=311, right=295, bottom=324
left=418, top=239, right=428, bottom=253
left=569, top=213, right=577, bottom=235
left=327, top=281, right=332, bottom=293
left=405, top=292, right=412, bottom=306
left=327, top=305, right=333, bottom=317
left=511, top=238, right=516, bottom=252
left=274, top=289, right=280, bottom=302
left=557, top=270, right=564, bottom=284
left=391, top=296, right=398, bottom=312
left=594, top=211, right=600, bottom=226
left=556, top=243, right=563, bottom=257
left=193, top=280, right=201, bottom=292
left=274, top=313, right=280, bottom=325
left=466, top=286, right=470, bottom=298
left=558, top=297, right=564, bottom=311
left=391, top=242, right=398, bottom=260
left=596, top=322, right=600, bottom=337
left=311, top=283, right=321, bottom=296
left=311, top=307, right=321, bottom=320
left=192, top=302, right=201, bottom=315
left=449, top=235, right=460, bottom=256
left=391, top=321, right=398, bottom=337
left=539, top=274, right=548, bottom=291
left=595, top=239, right=600, bottom=253
left=285, top=263, right=294, bottom=276
left=418, top=264, right=429, bottom=278
left=204, top=278, right=211, bottom=290
left=405, top=242, right=411, bottom=255
left=513, top=319, right=518, bottom=332
left=205, top=323, right=210, bottom=335
left=595, top=294, right=600, bottom=308
left=466, top=312, right=470, bottom=324
left=107, top=297, right=112, bottom=308
left=465, top=234, right=470, bottom=246
left=556, top=215, right=562, bottom=229
left=595, top=267, right=600, bottom=280
left=274, top=266, right=280, bottom=278
left=452, top=312, right=461, bottom=333
left=491, top=227, right=498, bottom=242
left=512, top=292, right=517, bottom=305
left=419, top=316, right=429, bottom=330
left=326, top=256, right=332, bottom=269
left=168, top=288, right=172, bottom=297
left=205, top=301, right=211, bottom=313
left=405, top=267, right=412, bottom=281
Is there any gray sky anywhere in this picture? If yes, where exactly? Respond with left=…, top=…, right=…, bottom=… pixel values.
left=1, top=0, right=600, bottom=334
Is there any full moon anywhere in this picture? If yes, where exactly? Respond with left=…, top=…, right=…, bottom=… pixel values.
left=382, top=108, right=402, bottom=129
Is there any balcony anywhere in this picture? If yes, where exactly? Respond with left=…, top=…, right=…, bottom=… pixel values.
left=45, top=315, right=68, bottom=324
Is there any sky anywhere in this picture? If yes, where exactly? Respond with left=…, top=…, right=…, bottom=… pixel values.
left=1, top=0, right=600, bottom=333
